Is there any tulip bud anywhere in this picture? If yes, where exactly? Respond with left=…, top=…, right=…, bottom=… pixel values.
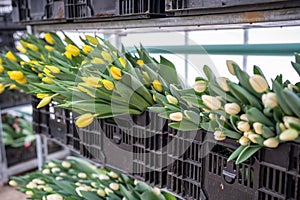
left=253, top=122, right=263, bottom=134
left=279, top=128, right=299, bottom=141
left=97, top=189, right=106, bottom=197
left=66, top=44, right=80, bottom=56
left=263, top=137, right=279, bottom=148
left=105, top=188, right=113, bottom=195
left=85, top=35, right=99, bottom=45
left=134, top=179, right=139, bottom=185
left=287, top=84, right=300, bottom=92
left=193, top=80, right=206, bottom=93
left=101, top=51, right=113, bottom=62
left=6, top=51, right=17, bottom=62
left=37, top=93, right=49, bottom=99
left=137, top=59, right=144, bottom=66
left=153, top=187, right=161, bottom=195
left=248, top=133, right=263, bottom=144
left=25, top=191, right=34, bottom=197
left=226, top=60, right=237, bottom=75
left=42, top=169, right=50, bottom=174
left=209, top=113, right=215, bottom=120
left=262, top=92, right=278, bottom=108
left=239, top=136, right=250, bottom=146
left=220, top=115, right=227, bottom=122
left=243, top=130, right=254, bottom=138
left=118, top=57, right=126, bottom=68
left=37, top=96, right=52, bottom=109
left=216, top=77, right=230, bottom=91
left=62, top=161, right=71, bottom=168
left=279, top=123, right=286, bottom=132
left=76, top=186, right=87, bottom=197
left=0, top=84, right=5, bottom=94
left=166, top=95, right=178, bottom=105
left=42, top=77, right=54, bottom=84
left=26, top=182, right=37, bottom=189
left=237, top=121, right=250, bottom=132
left=109, top=183, right=119, bottom=191
left=110, top=66, right=122, bottom=80
left=240, top=114, right=248, bottom=121
left=27, top=43, right=39, bottom=52
left=77, top=172, right=87, bottom=179
left=169, top=112, right=183, bottom=122
left=99, top=174, right=110, bottom=180
left=249, top=75, right=269, bottom=93
left=202, top=95, right=222, bottom=110
left=44, top=33, right=54, bottom=45
left=51, top=167, right=60, bottom=173
left=55, top=177, right=63, bottom=181
left=224, top=103, right=240, bottom=115
left=16, top=46, right=27, bottom=54
left=283, top=116, right=300, bottom=129
left=214, top=130, right=226, bottom=141
left=102, top=79, right=115, bottom=90
left=153, top=80, right=163, bottom=92
left=83, top=45, right=93, bottom=54
left=9, top=180, right=18, bottom=187
left=0, top=65, right=4, bottom=73
left=75, top=113, right=94, bottom=128
left=108, top=171, right=119, bottom=179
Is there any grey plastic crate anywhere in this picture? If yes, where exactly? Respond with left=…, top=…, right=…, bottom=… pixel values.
left=120, top=0, right=165, bottom=15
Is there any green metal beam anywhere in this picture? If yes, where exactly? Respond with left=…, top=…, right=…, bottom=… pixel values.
left=128, top=43, right=300, bottom=56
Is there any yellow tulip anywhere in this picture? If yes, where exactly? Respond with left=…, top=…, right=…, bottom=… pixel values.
left=0, top=84, right=4, bottom=94
left=102, top=79, right=114, bottom=90
left=16, top=77, right=27, bottom=84
left=37, top=93, right=49, bottom=99
left=9, top=84, right=18, bottom=90
left=44, top=33, right=54, bottom=45
left=45, top=45, right=54, bottom=51
left=65, top=44, right=80, bottom=56
left=46, top=65, right=60, bottom=73
left=44, top=68, right=56, bottom=78
left=0, top=58, right=2, bottom=64
left=110, top=66, right=122, bottom=80
left=0, top=65, right=4, bottom=73
left=77, top=84, right=96, bottom=98
left=202, top=95, right=222, bottom=110
left=137, top=60, right=144, bottom=66
left=263, top=137, right=279, bottom=148
left=82, top=77, right=102, bottom=88
left=7, top=71, right=24, bottom=80
left=101, top=51, right=113, bottom=63
left=153, top=94, right=156, bottom=102
left=118, top=57, right=126, bottom=68
left=20, top=41, right=29, bottom=48
left=166, top=95, right=178, bottom=105
left=83, top=45, right=93, bottom=54
left=42, top=77, right=54, bottom=84
left=8, top=180, right=18, bottom=187
left=27, top=43, right=39, bottom=52
left=253, top=122, right=263, bottom=134
left=249, top=75, right=269, bottom=93
left=16, top=46, right=27, bottom=54
left=38, top=73, right=43, bottom=78
left=85, top=35, right=99, bottom=45
left=5, top=51, right=17, bottom=62
left=91, top=57, right=105, bottom=64
left=40, top=54, right=45, bottom=61
left=37, top=96, right=52, bottom=109
left=142, top=71, right=151, bottom=84
left=75, top=113, right=94, bottom=128
left=152, top=80, right=163, bottom=92
left=64, top=51, right=72, bottom=60
left=279, top=128, right=299, bottom=141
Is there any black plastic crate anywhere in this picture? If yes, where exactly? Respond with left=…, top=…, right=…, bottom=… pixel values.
left=120, top=0, right=165, bottom=15
left=0, top=90, right=31, bottom=109
left=165, top=0, right=300, bottom=16
left=65, top=0, right=118, bottom=19
left=167, top=128, right=205, bottom=199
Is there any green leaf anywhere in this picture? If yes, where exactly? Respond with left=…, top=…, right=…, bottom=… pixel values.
left=81, top=191, right=102, bottom=200
left=159, top=56, right=179, bottom=85
left=169, top=120, right=200, bottom=131
left=236, top=145, right=262, bottom=164
left=227, top=145, right=246, bottom=162
left=141, top=191, right=165, bottom=200
left=162, top=191, right=176, bottom=200
left=120, top=185, right=139, bottom=200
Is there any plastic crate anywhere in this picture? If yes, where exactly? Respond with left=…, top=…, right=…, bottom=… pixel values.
left=65, top=0, right=118, bottom=20
left=165, top=0, right=300, bottom=16
left=167, top=128, right=205, bottom=199
left=120, top=0, right=165, bottom=15
left=0, top=90, right=31, bottom=109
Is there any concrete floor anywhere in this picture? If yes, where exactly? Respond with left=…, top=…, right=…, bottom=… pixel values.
left=0, top=186, right=27, bottom=200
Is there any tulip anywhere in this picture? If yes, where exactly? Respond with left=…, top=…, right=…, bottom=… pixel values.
left=42, top=169, right=50, bottom=174
left=5, top=51, right=17, bottom=62
left=287, top=84, right=299, bottom=91
left=59, top=172, right=67, bottom=176
left=44, top=68, right=56, bottom=78
left=45, top=45, right=54, bottom=51
left=137, top=59, right=144, bottom=66
left=109, top=183, right=119, bottom=191
left=239, top=136, right=250, bottom=146
left=44, top=33, right=54, bottom=45
left=249, top=75, right=269, bottom=93
left=105, top=188, right=113, bottom=195
left=0, top=84, right=4, bottom=94
left=240, top=114, right=248, bottom=121
left=46, top=65, right=60, bottom=73
left=108, top=171, right=119, bottom=179
left=7, top=71, right=24, bottom=80
left=62, top=161, right=71, bottom=168
left=283, top=116, right=300, bottom=128
left=118, top=57, right=126, bottom=68
left=166, top=95, right=178, bottom=105
left=9, top=180, right=18, bottom=187
left=37, top=96, right=52, bottom=109
left=202, top=95, right=222, bottom=110
left=91, top=182, right=98, bottom=188
left=78, top=172, right=87, bottom=179
left=101, top=51, right=113, bottom=62
left=99, top=174, right=110, bottom=180
left=263, top=137, right=279, bottom=148
left=152, top=80, right=163, bottom=92
left=169, top=112, right=183, bottom=122
left=76, top=186, right=87, bottom=197
left=193, top=80, right=206, bottom=93
left=102, top=79, right=115, bottom=90
left=82, top=76, right=102, bottom=88
left=248, top=133, right=263, bottom=144
left=0, top=58, right=2, bottom=64
left=55, top=177, right=63, bottom=180
left=91, top=57, right=105, bottom=64
left=220, top=115, right=227, bottom=121
left=153, top=94, right=156, bottom=102
left=64, top=51, right=72, bottom=60
left=16, top=46, right=27, bottom=54
left=32, top=179, right=45, bottom=185
left=25, top=191, right=34, bottom=196
left=226, top=60, right=237, bottom=75
left=279, top=128, right=299, bottom=141
left=279, top=123, right=286, bottom=132
left=224, top=103, right=241, bottom=115
left=16, top=77, right=27, bottom=84
left=0, top=65, right=4, bottom=73
left=85, top=35, right=99, bottom=45
left=262, top=92, right=278, bottom=108
left=153, top=187, right=161, bottom=195
left=26, top=182, right=37, bottom=189
left=134, top=179, right=139, bottom=185
left=42, top=77, right=54, bottom=84
left=110, top=66, right=122, bottom=80
left=216, top=77, right=230, bottom=91
left=97, top=189, right=106, bottom=197
left=237, top=121, right=250, bottom=132
left=27, top=43, right=39, bottom=52
left=66, top=44, right=80, bottom=56
left=209, top=113, right=215, bottom=120
left=75, top=113, right=94, bottom=128
left=9, top=84, right=17, bottom=90
left=83, top=45, right=93, bottom=54
left=214, top=130, right=226, bottom=141
left=253, top=122, right=263, bottom=134
left=51, top=167, right=60, bottom=173
left=46, top=194, right=63, bottom=200
left=142, top=71, right=151, bottom=84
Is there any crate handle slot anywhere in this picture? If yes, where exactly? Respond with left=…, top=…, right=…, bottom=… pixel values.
left=113, top=134, right=122, bottom=144
left=222, top=170, right=236, bottom=184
